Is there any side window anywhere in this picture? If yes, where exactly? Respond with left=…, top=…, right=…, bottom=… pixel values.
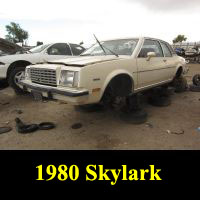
left=47, top=43, right=72, bottom=55
left=138, top=40, right=164, bottom=58
left=167, top=43, right=176, bottom=55
left=70, top=44, right=85, bottom=55
left=160, top=42, right=172, bottom=57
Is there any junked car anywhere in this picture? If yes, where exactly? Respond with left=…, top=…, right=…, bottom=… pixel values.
left=18, top=37, right=188, bottom=106
left=0, top=42, right=85, bottom=94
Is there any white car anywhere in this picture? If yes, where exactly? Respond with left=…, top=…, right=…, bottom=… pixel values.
left=185, top=48, right=199, bottom=56
left=0, top=43, right=85, bottom=94
left=19, top=37, right=188, bottom=105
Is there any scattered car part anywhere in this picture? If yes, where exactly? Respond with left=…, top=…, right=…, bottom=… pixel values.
left=189, top=84, right=200, bottom=92
left=145, top=122, right=153, bottom=128
left=71, top=123, right=83, bottom=129
left=166, top=129, right=184, bottom=135
left=0, top=127, right=12, bottom=134
left=15, top=118, right=38, bottom=134
left=192, top=74, right=200, bottom=86
left=38, top=122, right=56, bottom=130
left=15, top=118, right=56, bottom=133
left=0, top=101, right=10, bottom=105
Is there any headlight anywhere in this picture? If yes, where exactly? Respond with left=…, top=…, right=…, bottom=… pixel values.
left=59, top=70, right=79, bottom=87
left=25, top=68, right=31, bottom=80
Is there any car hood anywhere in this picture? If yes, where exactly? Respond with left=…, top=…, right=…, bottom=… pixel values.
left=47, top=56, right=123, bottom=67
left=0, top=53, right=40, bottom=64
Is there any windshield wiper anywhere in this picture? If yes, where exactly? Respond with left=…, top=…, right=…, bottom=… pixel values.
left=93, top=34, right=107, bottom=55
left=93, top=34, right=119, bottom=57
left=101, top=44, right=119, bottom=57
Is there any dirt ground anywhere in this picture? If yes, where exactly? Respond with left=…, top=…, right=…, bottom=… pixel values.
left=0, top=64, right=200, bottom=150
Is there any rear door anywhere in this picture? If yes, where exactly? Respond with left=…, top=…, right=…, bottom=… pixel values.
left=137, top=39, right=166, bottom=89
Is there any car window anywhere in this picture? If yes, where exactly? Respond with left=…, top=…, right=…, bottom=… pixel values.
left=47, top=43, right=72, bottom=55
left=139, top=39, right=164, bottom=58
left=167, top=44, right=176, bottom=55
left=70, top=44, right=85, bottom=55
left=30, top=44, right=50, bottom=53
left=160, top=42, right=172, bottom=57
left=81, top=39, right=138, bottom=56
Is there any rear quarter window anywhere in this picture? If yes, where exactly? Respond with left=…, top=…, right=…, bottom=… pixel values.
left=160, top=42, right=172, bottom=57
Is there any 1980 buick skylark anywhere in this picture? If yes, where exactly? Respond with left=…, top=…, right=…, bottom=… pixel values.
left=19, top=37, right=188, bottom=105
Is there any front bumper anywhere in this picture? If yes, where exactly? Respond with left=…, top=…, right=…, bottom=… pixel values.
left=19, top=80, right=89, bottom=105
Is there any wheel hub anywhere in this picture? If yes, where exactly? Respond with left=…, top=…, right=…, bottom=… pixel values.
left=14, top=71, right=25, bottom=86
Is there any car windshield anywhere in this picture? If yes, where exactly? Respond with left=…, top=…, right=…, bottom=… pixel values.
left=81, top=39, right=138, bottom=56
left=29, top=44, right=50, bottom=53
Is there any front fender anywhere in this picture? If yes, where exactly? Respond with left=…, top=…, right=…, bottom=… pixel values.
left=175, top=56, right=188, bottom=75
left=100, top=69, right=134, bottom=99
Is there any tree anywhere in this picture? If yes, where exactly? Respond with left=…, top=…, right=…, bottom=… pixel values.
left=5, top=22, right=29, bottom=46
left=36, top=41, right=43, bottom=46
left=173, top=35, right=187, bottom=44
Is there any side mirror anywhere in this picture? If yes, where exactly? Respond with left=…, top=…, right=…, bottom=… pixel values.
left=146, top=52, right=156, bottom=61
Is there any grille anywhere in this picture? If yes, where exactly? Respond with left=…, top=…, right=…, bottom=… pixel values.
left=30, top=68, right=57, bottom=87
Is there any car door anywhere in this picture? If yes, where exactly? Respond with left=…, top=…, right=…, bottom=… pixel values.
left=136, top=39, right=166, bottom=89
left=42, top=43, right=72, bottom=62
left=160, top=41, right=176, bottom=80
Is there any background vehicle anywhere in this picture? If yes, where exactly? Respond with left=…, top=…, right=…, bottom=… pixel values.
left=19, top=37, right=188, bottom=106
left=0, top=42, right=85, bottom=94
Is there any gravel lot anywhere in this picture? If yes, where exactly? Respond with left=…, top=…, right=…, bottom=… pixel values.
left=0, top=64, right=200, bottom=150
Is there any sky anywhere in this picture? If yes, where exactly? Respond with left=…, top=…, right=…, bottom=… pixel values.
left=0, top=0, right=200, bottom=46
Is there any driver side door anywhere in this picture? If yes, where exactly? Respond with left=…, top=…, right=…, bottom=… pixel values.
left=136, top=39, right=166, bottom=89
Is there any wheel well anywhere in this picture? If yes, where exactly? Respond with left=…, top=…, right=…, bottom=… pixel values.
left=7, top=60, right=32, bottom=78
left=175, top=67, right=183, bottom=78
left=105, top=74, right=133, bottom=97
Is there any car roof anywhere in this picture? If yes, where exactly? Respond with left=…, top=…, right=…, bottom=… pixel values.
left=102, top=37, right=169, bottom=44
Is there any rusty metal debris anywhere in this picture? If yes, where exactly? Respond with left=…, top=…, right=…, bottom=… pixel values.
left=166, top=129, right=184, bottom=135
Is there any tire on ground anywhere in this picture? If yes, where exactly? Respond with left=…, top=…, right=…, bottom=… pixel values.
left=172, top=76, right=188, bottom=93
left=192, top=74, right=200, bottom=86
left=120, top=108, right=148, bottom=125
left=148, top=95, right=171, bottom=107
left=8, top=66, right=27, bottom=95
